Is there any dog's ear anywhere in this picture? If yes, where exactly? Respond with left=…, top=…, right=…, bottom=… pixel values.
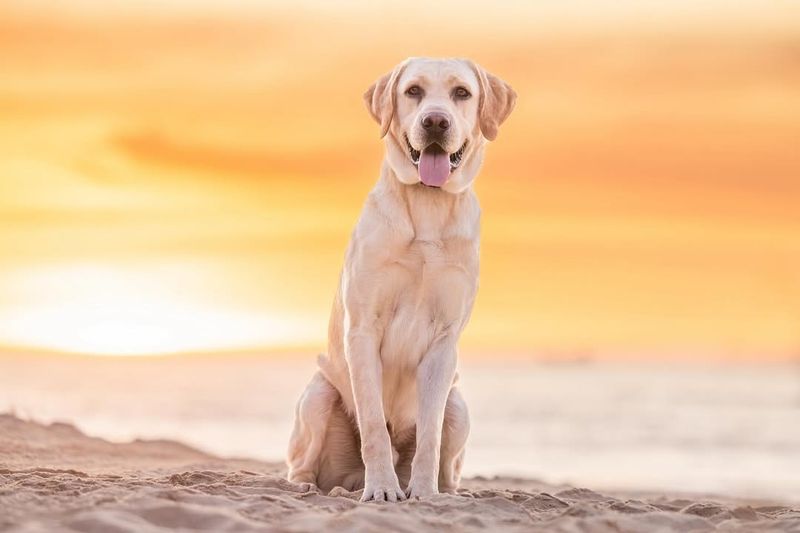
left=364, top=60, right=408, bottom=138
left=469, top=61, right=517, bottom=141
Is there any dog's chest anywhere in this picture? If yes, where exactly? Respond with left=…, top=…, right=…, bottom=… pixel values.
left=378, top=237, right=476, bottom=362
left=340, top=183, right=480, bottom=429
left=374, top=236, right=476, bottom=428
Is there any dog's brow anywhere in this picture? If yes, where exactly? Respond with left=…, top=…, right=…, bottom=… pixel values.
left=404, top=75, right=430, bottom=88
left=445, top=74, right=476, bottom=91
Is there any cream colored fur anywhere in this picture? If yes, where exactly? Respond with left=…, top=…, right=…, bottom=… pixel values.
left=287, top=57, right=515, bottom=502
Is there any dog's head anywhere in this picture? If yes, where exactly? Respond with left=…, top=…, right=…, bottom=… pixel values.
left=364, top=57, right=516, bottom=193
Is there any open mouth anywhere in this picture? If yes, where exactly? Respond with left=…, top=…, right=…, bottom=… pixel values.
left=404, top=134, right=467, bottom=176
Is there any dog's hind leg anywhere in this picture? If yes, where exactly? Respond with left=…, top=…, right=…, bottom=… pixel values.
left=287, top=371, right=338, bottom=488
left=316, top=400, right=365, bottom=493
left=439, top=386, right=470, bottom=493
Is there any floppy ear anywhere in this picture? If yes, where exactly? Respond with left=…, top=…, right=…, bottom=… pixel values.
left=363, top=60, right=408, bottom=138
left=469, top=61, right=517, bottom=141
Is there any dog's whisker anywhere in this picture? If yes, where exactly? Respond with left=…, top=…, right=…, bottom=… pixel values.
left=449, top=141, right=467, bottom=169
left=404, top=134, right=421, bottom=165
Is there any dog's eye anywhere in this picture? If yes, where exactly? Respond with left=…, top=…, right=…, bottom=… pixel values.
left=453, top=87, right=471, bottom=100
left=405, top=85, right=423, bottom=97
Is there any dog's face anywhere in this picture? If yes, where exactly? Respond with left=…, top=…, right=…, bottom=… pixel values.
left=365, top=58, right=516, bottom=193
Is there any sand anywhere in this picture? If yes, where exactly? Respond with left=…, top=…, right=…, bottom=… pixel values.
left=1, top=414, right=798, bottom=532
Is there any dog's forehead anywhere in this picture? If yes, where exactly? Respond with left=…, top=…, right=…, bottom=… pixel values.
left=399, top=58, right=479, bottom=91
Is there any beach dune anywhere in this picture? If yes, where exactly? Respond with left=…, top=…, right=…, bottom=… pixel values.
left=1, top=414, right=797, bottom=532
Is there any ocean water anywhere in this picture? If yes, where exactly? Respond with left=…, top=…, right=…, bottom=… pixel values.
left=1, top=354, right=799, bottom=501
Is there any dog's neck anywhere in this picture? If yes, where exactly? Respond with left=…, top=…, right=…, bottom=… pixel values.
left=371, top=160, right=480, bottom=243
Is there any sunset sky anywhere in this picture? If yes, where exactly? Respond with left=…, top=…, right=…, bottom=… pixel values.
left=1, top=0, right=798, bottom=358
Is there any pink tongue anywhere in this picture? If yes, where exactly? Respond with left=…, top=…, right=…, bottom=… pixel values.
left=418, top=144, right=450, bottom=187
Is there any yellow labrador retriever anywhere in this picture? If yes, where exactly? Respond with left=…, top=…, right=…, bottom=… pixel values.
left=287, top=57, right=515, bottom=501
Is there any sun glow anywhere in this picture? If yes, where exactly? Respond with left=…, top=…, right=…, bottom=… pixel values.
left=0, top=265, right=315, bottom=356
left=0, top=0, right=798, bottom=358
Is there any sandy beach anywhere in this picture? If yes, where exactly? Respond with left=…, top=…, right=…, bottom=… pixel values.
left=3, top=353, right=800, bottom=500
left=2, top=414, right=798, bottom=533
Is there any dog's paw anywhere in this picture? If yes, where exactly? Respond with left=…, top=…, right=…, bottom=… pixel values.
left=361, top=472, right=405, bottom=503
left=286, top=473, right=318, bottom=493
left=297, top=482, right=317, bottom=493
left=405, top=478, right=438, bottom=499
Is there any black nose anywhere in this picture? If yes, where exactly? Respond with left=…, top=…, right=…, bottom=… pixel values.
left=421, top=112, right=450, bottom=133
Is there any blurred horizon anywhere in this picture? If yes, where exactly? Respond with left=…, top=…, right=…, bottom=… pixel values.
left=1, top=0, right=799, bottom=358
left=3, top=353, right=800, bottom=498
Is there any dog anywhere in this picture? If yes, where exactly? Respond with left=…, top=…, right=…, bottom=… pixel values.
left=287, top=57, right=515, bottom=502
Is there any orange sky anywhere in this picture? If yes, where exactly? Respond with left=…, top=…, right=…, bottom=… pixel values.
left=1, top=1, right=799, bottom=358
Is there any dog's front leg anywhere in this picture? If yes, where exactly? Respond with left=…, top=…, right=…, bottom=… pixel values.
left=406, top=336, right=458, bottom=498
left=346, top=328, right=405, bottom=502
